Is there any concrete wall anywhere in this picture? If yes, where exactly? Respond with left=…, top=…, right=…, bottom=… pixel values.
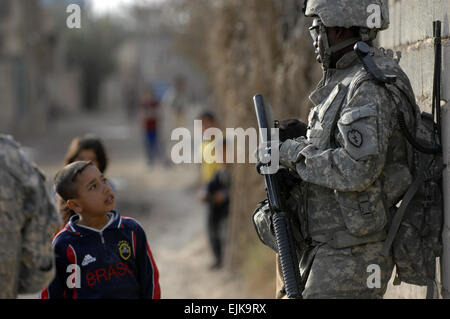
left=379, top=0, right=449, bottom=299
left=379, top=0, right=449, bottom=110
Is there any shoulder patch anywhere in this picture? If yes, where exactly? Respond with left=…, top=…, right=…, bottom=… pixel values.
left=347, top=129, right=363, bottom=148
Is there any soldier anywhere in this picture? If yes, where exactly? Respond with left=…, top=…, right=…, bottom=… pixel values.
left=0, top=135, right=62, bottom=298
left=268, top=0, right=420, bottom=298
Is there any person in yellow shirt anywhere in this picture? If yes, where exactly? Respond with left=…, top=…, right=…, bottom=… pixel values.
left=199, top=112, right=223, bottom=184
left=197, top=112, right=229, bottom=269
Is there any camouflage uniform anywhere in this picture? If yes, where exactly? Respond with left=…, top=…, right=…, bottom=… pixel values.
left=276, top=0, right=419, bottom=298
left=0, top=135, right=62, bottom=298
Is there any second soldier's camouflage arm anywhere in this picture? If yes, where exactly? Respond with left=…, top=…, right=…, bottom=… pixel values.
left=19, top=165, right=62, bottom=294
left=294, top=80, right=396, bottom=192
left=1, top=139, right=62, bottom=295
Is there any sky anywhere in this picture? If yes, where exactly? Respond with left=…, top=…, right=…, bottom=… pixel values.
left=89, top=0, right=166, bottom=15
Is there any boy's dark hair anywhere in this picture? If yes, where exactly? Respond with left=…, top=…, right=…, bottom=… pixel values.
left=64, top=134, right=108, bottom=173
left=54, top=161, right=94, bottom=201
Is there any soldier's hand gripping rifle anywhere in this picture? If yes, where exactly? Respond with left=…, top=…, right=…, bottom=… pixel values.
left=253, top=94, right=303, bottom=299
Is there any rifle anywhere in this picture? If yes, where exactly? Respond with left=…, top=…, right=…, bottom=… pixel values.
left=253, top=94, right=303, bottom=299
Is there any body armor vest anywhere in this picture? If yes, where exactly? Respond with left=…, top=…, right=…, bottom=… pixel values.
left=302, top=51, right=412, bottom=249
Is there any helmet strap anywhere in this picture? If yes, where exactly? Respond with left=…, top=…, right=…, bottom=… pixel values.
left=360, top=28, right=378, bottom=41
left=329, top=36, right=362, bottom=53
left=320, top=25, right=361, bottom=69
left=319, top=24, right=332, bottom=69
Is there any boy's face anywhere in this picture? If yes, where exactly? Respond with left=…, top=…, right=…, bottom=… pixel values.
left=68, top=165, right=115, bottom=217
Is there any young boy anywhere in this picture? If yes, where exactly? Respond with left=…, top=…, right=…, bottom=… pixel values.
left=40, top=161, right=160, bottom=299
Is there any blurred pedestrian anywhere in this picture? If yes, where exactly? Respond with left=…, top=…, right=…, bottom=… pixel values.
left=40, top=161, right=160, bottom=299
left=201, top=139, right=231, bottom=269
left=198, top=111, right=223, bottom=185
left=0, top=135, right=62, bottom=298
left=165, top=75, right=188, bottom=128
left=196, top=110, right=229, bottom=269
left=159, top=75, right=188, bottom=164
left=139, top=88, right=160, bottom=165
left=56, top=134, right=110, bottom=227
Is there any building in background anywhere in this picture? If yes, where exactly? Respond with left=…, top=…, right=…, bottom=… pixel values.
left=0, top=0, right=84, bottom=135
left=99, top=3, right=208, bottom=118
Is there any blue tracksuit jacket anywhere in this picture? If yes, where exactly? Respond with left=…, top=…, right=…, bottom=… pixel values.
left=40, top=211, right=160, bottom=299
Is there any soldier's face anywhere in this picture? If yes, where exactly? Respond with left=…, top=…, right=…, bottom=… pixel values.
left=309, top=18, right=325, bottom=64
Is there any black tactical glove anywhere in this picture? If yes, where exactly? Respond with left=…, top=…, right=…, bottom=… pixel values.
left=278, top=119, right=308, bottom=142
left=256, top=119, right=308, bottom=174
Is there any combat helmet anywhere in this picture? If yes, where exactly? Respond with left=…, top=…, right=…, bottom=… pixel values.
left=304, top=0, right=390, bottom=68
left=304, top=0, right=389, bottom=32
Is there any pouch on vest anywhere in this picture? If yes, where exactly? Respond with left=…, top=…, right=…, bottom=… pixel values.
left=334, top=179, right=387, bottom=237
left=252, top=199, right=278, bottom=253
left=252, top=196, right=306, bottom=254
